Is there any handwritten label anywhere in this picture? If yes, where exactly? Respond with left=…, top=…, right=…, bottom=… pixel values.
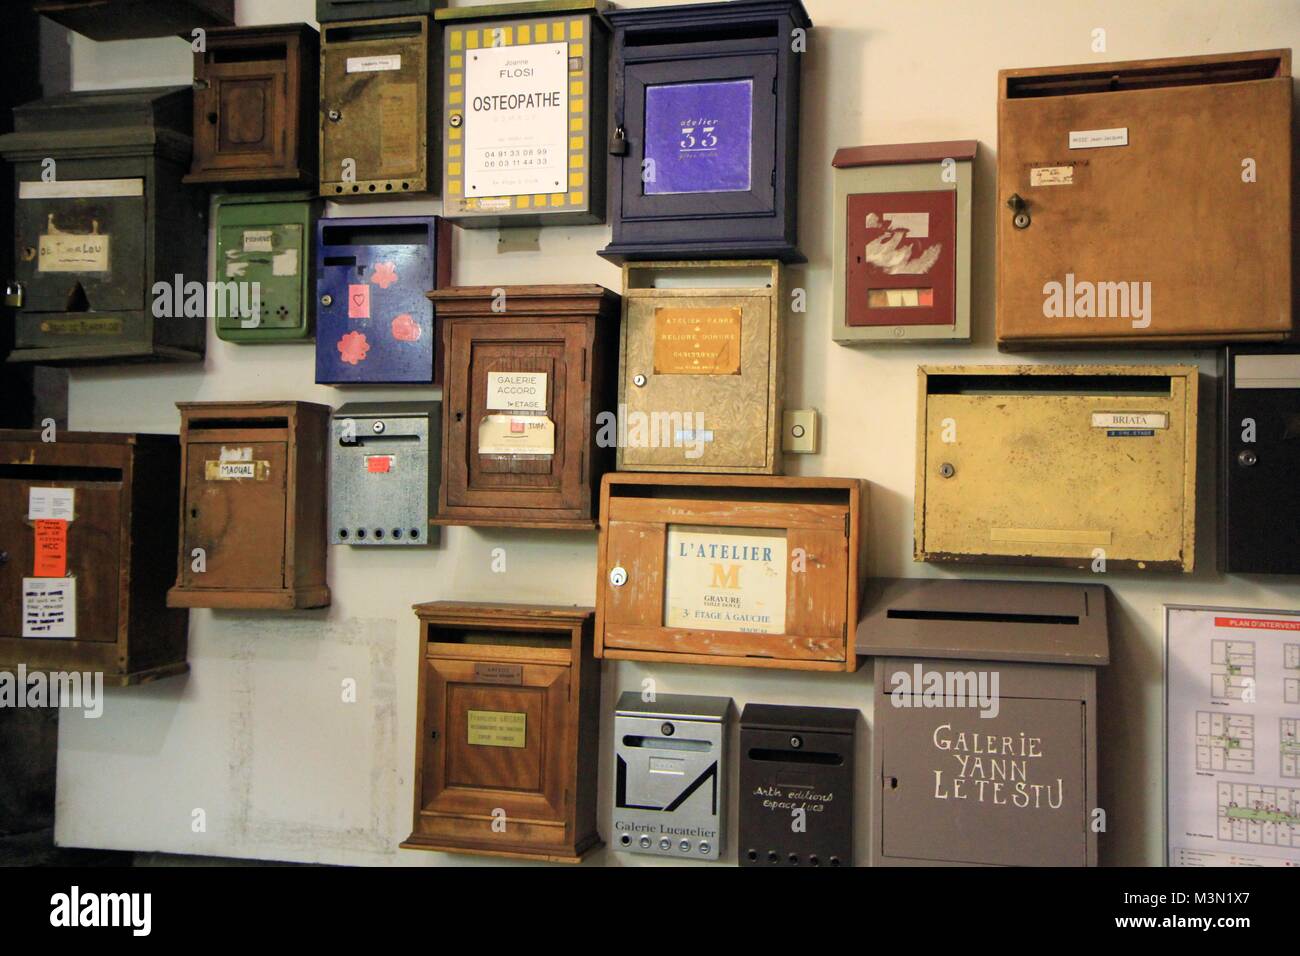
left=28, top=487, right=74, bottom=521
left=1030, top=165, right=1074, bottom=186
left=22, top=577, right=76, bottom=639
left=242, top=229, right=274, bottom=252
left=39, top=234, right=109, bottom=273
left=487, top=372, right=547, bottom=411
left=204, top=460, right=271, bottom=481
left=33, top=520, right=68, bottom=577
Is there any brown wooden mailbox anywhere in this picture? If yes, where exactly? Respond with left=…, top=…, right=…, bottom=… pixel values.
left=402, top=601, right=601, bottom=863
left=168, top=401, right=331, bottom=610
left=858, top=577, right=1110, bottom=867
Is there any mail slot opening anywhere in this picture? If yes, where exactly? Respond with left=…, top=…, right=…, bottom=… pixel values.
left=1005, top=54, right=1284, bottom=98
left=321, top=223, right=430, bottom=247
left=185, top=416, right=290, bottom=432
left=886, top=608, right=1081, bottom=626
left=623, top=21, right=779, bottom=47
left=0, top=465, right=123, bottom=483
left=927, top=373, right=1174, bottom=396
left=208, top=44, right=288, bottom=65
left=64, top=282, right=90, bottom=313
left=337, top=433, right=421, bottom=447
left=426, top=627, right=571, bottom=650
left=626, top=265, right=775, bottom=291
left=324, top=20, right=423, bottom=44
left=746, top=747, right=843, bottom=766
left=619, top=482, right=851, bottom=508
left=621, top=735, right=712, bottom=752
left=323, top=256, right=357, bottom=267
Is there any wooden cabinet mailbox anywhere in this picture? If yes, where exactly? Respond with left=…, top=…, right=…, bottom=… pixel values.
left=738, top=703, right=856, bottom=867
left=402, top=602, right=601, bottom=863
left=600, top=0, right=811, bottom=263
left=187, top=23, right=319, bottom=187
left=429, top=284, right=619, bottom=530
left=318, top=1, right=442, bottom=22
left=915, top=365, right=1198, bottom=572
left=168, top=401, right=331, bottom=610
left=320, top=15, right=438, bottom=197
left=832, top=141, right=975, bottom=345
left=595, top=473, right=866, bottom=671
left=618, top=261, right=783, bottom=474
left=34, top=0, right=234, bottom=41
left=438, top=0, right=610, bottom=227
left=858, top=577, right=1110, bottom=867
left=1220, top=345, right=1300, bottom=575
left=997, top=50, right=1292, bottom=349
left=0, top=86, right=206, bottom=365
left=0, top=430, right=188, bottom=686
left=213, top=192, right=320, bottom=343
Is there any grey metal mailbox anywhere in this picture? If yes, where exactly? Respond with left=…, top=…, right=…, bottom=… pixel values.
left=857, top=578, right=1109, bottom=867
left=330, top=402, right=440, bottom=546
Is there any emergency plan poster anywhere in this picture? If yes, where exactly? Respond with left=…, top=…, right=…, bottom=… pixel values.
left=1165, top=605, right=1300, bottom=866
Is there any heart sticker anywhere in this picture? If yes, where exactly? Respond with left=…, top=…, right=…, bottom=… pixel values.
left=348, top=284, right=370, bottom=319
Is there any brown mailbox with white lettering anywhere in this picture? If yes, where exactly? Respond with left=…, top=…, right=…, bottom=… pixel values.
left=858, top=578, right=1109, bottom=867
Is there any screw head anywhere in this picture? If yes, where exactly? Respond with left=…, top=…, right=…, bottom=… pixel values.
left=1238, top=449, right=1258, bottom=467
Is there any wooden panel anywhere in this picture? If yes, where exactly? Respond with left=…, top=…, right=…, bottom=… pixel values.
left=602, top=520, right=664, bottom=627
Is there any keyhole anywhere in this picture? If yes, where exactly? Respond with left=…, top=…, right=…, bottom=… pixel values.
left=889, top=777, right=899, bottom=789
left=190, top=508, right=198, bottom=519
left=206, top=112, right=218, bottom=124
left=455, top=411, right=464, bottom=422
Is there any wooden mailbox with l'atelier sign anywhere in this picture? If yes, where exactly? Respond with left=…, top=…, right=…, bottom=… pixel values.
left=915, top=365, right=1198, bottom=571
left=0, top=430, right=188, bottom=686
left=596, top=473, right=866, bottom=671
left=168, top=401, right=331, bottom=610
left=997, top=50, right=1292, bottom=348
left=403, top=601, right=601, bottom=863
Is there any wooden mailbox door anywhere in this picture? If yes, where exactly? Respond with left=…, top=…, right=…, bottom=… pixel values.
left=181, top=441, right=288, bottom=591
left=621, top=293, right=773, bottom=471
left=195, top=51, right=288, bottom=175
left=443, top=321, right=585, bottom=513
left=420, top=657, right=570, bottom=825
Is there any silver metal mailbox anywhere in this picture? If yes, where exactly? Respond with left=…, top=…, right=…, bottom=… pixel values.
left=330, top=402, right=441, bottom=546
left=613, top=691, right=731, bottom=861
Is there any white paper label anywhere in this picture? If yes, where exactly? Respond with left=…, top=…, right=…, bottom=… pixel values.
left=464, top=41, right=570, bottom=197
left=19, top=178, right=143, bottom=200
left=272, top=248, right=299, bottom=277
left=217, top=462, right=257, bottom=479
left=1069, top=127, right=1128, bottom=149
left=347, top=54, right=401, bottom=73
left=28, top=487, right=74, bottom=521
left=1234, top=354, right=1300, bottom=389
left=243, top=230, right=274, bottom=252
left=39, top=234, right=109, bottom=273
left=23, top=577, right=76, bottom=639
left=477, top=415, right=555, bottom=455
left=487, top=372, right=547, bottom=411
left=1091, top=412, right=1168, bottom=430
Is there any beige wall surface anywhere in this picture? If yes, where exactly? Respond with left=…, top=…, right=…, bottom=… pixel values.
left=53, top=0, right=1300, bottom=866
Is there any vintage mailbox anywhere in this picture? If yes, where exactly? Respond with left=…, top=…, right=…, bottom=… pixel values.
left=34, top=0, right=233, bottom=40
left=738, top=703, right=856, bottom=867
left=1220, top=346, right=1300, bottom=574
left=319, top=1, right=442, bottom=23
left=831, top=141, right=976, bottom=344
left=998, top=50, right=1292, bottom=348
left=600, top=0, right=810, bottom=263
left=403, top=602, right=601, bottom=862
left=618, top=261, right=783, bottom=474
left=429, top=284, right=618, bottom=530
left=187, top=23, right=319, bottom=187
left=212, top=192, right=320, bottom=343
left=858, top=577, right=1110, bottom=867
left=915, top=365, right=1198, bottom=571
left=168, top=401, right=331, bottom=610
left=330, top=402, right=441, bottom=546
left=319, top=15, right=438, bottom=197
left=0, top=86, right=206, bottom=365
left=613, top=691, right=731, bottom=861
left=315, top=216, right=451, bottom=384
left=596, top=473, right=866, bottom=671
left=438, top=0, right=609, bottom=227
left=0, top=430, right=188, bottom=686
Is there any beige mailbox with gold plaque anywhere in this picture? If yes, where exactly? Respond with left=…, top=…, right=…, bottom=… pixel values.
left=914, top=365, right=1198, bottom=571
left=617, top=261, right=783, bottom=474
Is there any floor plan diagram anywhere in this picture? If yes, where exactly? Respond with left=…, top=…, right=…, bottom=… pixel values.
left=1196, top=711, right=1255, bottom=772
left=1211, top=639, right=1256, bottom=700
left=1217, top=782, right=1300, bottom=847
left=1286, top=644, right=1299, bottom=705
left=1283, top=718, right=1300, bottom=780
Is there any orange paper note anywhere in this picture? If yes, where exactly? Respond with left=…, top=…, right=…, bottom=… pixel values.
left=33, top=519, right=67, bottom=577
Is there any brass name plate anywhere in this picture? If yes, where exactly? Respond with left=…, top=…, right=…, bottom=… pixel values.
left=653, top=306, right=743, bottom=375
left=38, top=317, right=123, bottom=336
left=467, top=709, right=527, bottom=748
left=473, top=662, right=523, bottom=685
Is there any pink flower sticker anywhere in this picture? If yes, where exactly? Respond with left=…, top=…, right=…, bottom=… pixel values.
left=371, top=261, right=399, bottom=289
left=338, top=330, right=370, bottom=365
left=391, top=313, right=422, bottom=342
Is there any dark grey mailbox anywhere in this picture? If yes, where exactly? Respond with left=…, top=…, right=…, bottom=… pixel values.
left=738, top=703, right=856, bottom=867
left=857, top=578, right=1109, bottom=867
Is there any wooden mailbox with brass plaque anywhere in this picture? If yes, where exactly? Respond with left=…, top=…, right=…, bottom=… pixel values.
left=429, top=284, right=618, bottom=530
left=997, top=50, right=1292, bottom=349
left=403, top=601, right=601, bottom=863
left=914, top=365, right=1198, bottom=571
left=319, top=15, right=438, bottom=197
left=858, top=577, right=1109, bottom=867
left=0, top=430, right=188, bottom=686
left=438, top=0, right=610, bottom=227
left=168, top=401, right=331, bottom=610
left=832, top=141, right=975, bottom=345
left=186, top=23, right=320, bottom=187
left=596, top=473, right=865, bottom=671
left=618, top=261, right=783, bottom=474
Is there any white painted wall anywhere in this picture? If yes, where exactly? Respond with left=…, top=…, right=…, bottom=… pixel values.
left=52, top=0, right=1300, bottom=866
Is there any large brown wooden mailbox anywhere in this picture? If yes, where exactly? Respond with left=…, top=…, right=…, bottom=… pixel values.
left=187, top=23, right=320, bottom=187
left=596, top=473, right=866, bottom=671
left=0, top=430, right=188, bottom=685
left=168, top=402, right=330, bottom=610
left=858, top=577, right=1110, bottom=867
left=34, top=0, right=234, bottom=40
left=402, top=602, right=601, bottom=863
left=997, top=50, right=1292, bottom=348
left=429, top=284, right=618, bottom=530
